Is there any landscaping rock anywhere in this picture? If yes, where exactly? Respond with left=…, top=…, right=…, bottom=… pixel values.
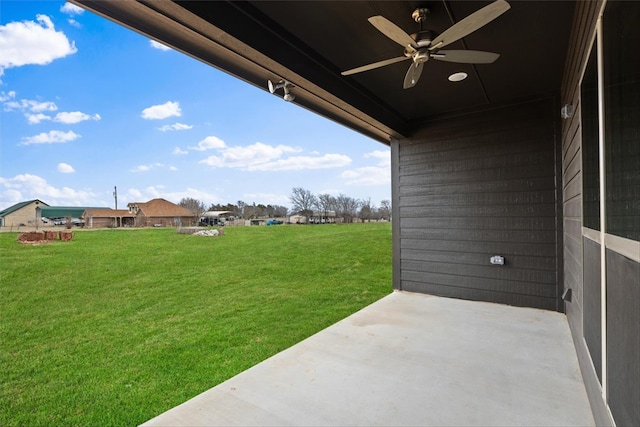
left=60, top=231, right=74, bottom=241
left=193, top=229, right=220, bottom=237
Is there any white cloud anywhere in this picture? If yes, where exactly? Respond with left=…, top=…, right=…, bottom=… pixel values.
left=1, top=189, right=23, bottom=208
left=149, top=40, right=171, bottom=51
left=26, top=113, right=51, bottom=124
left=0, top=15, right=77, bottom=77
left=0, top=174, right=96, bottom=208
left=169, top=166, right=178, bottom=171
left=197, top=141, right=349, bottom=172
left=158, top=122, right=192, bottom=132
left=199, top=142, right=301, bottom=168
left=54, top=111, right=101, bottom=124
left=141, top=101, right=181, bottom=120
left=2, top=93, right=100, bottom=125
left=131, top=165, right=151, bottom=173
left=60, top=3, right=84, bottom=15
left=57, top=162, right=75, bottom=173
left=0, top=91, right=16, bottom=102
left=172, top=147, right=188, bottom=155
left=249, top=153, right=352, bottom=171
left=340, top=166, right=390, bottom=186
left=365, top=149, right=391, bottom=167
left=20, top=130, right=80, bottom=145
left=4, top=97, right=57, bottom=113
left=190, top=135, right=226, bottom=151
left=130, top=163, right=166, bottom=173
left=127, top=188, right=143, bottom=200
left=337, top=149, right=390, bottom=186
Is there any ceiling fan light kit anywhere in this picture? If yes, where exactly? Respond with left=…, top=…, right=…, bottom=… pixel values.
left=448, top=72, right=468, bottom=82
left=341, top=0, right=511, bottom=89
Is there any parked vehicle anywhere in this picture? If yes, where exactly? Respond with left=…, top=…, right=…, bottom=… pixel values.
left=199, top=217, right=225, bottom=226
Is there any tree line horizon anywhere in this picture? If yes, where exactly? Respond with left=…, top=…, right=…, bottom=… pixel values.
left=178, top=187, right=391, bottom=223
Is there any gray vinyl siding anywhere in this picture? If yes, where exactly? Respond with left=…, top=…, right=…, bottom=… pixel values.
left=393, top=96, right=561, bottom=311
left=583, top=237, right=602, bottom=383
left=606, top=249, right=640, bottom=427
left=559, top=1, right=612, bottom=425
left=561, top=0, right=602, bottom=347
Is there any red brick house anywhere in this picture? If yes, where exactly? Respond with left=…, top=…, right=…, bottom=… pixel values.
left=82, top=209, right=135, bottom=228
left=127, top=198, right=196, bottom=227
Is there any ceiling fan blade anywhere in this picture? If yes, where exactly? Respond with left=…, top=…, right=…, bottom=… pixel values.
left=429, top=0, right=511, bottom=50
left=431, top=50, right=500, bottom=63
left=341, top=56, right=409, bottom=76
left=368, top=16, right=418, bottom=49
left=403, top=61, right=424, bottom=89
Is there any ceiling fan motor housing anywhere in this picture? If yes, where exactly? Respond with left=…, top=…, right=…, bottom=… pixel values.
left=414, top=30, right=434, bottom=48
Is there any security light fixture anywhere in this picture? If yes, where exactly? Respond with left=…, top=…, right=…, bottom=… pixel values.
left=561, top=104, right=574, bottom=119
left=267, top=79, right=295, bottom=102
left=283, top=85, right=295, bottom=102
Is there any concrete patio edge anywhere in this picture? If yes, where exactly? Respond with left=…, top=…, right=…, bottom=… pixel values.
left=141, top=291, right=595, bottom=426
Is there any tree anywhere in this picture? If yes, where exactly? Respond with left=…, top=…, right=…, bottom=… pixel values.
left=359, top=198, right=375, bottom=222
left=378, top=199, right=391, bottom=221
left=179, top=197, right=206, bottom=223
left=273, top=205, right=289, bottom=218
left=289, top=187, right=316, bottom=222
left=243, top=203, right=258, bottom=219
left=336, top=193, right=360, bottom=223
left=236, top=200, right=246, bottom=219
left=316, top=193, right=335, bottom=223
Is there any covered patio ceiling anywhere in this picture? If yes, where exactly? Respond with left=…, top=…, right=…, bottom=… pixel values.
left=73, top=1, right=576, bottom=144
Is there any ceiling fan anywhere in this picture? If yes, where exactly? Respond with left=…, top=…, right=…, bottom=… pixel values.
left=341, top=0, right=511, bottom=89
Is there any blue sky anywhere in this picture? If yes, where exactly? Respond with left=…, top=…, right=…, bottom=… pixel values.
left=0, top=1, right=390, bottom=211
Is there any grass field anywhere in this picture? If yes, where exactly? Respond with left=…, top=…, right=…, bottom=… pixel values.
left=0, top=223, right=391, bottom=426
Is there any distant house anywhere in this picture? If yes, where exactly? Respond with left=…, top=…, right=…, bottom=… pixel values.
left=83, top=209, right=135, bottom=228
left=38, top=206, right=109, bottom=223
left=0, top=199, right=48, bottom=227
left=127, top=198, right=195, bottom=227
left=289, top=215, right=306, bottom=224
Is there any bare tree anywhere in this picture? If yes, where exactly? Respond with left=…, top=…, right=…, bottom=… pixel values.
left=336, top=193, right=360, bottom=223
left=378, top=199, right=391, bottom=221
left=236, top=200, right=246, bottom=219
left=243, top=203, right=259, bottom=219
left=316, top=193, right=335, bottom=223
left=179, top=197, right=206, bottom=223
left=290, top=187, right=316, bottom=222
left=359, top=198, right=375, bottom=222
left=273, top=205, right=289, bottom=218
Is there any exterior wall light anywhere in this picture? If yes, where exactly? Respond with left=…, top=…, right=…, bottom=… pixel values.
left=561, top=104, right=574, bottom=119
left=267, top=79, right=295, bottom=102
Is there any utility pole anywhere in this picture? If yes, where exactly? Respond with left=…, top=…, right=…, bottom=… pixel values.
left=113, top=186, right=118, bottom=210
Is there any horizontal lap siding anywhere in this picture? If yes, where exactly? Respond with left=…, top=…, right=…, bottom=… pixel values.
left=606, top=250, right=640, bottom=427
left=396, top=97, right=560, bottom=311
left=559, top=2, right=613, bottom=426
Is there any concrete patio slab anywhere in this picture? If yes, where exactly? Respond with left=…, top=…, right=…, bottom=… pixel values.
left=142, top=291, right=594, bottom=426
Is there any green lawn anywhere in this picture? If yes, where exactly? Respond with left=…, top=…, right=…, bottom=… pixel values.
left=0, top=223, right=391, bottom=426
